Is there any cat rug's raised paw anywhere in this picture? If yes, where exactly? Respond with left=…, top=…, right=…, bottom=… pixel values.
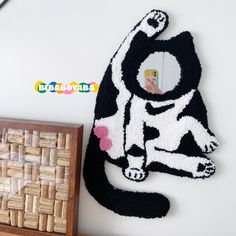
left=194, top=159, right=216, bottom=179
left=123, top=167, right=148, bottom=182
left=140, top=10, right=168, bottom=37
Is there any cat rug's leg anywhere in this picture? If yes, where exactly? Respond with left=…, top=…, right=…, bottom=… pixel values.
left=123, top=154, right=148, bottom=182
left=179, top=116, right=219, bottom=153
left=123, top=112, right=147, bottom=181
left=146, top=140, right=215, bottom=178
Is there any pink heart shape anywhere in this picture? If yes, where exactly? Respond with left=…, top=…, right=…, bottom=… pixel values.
left=99, top=138, right=112, bottom=151
left=94, top=126, right=109, bottom=138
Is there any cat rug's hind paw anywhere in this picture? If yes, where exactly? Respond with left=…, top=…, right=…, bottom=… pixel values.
left=193, top=159, right=216, bottom=179
left=123, top=167, right=148, bottom=182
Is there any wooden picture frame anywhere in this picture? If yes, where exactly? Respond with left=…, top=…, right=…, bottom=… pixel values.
left=0, top=118, right=83, bottom=236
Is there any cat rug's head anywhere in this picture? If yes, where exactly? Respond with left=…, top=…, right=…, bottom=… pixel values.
left=121, top=10, right=202, bottom=102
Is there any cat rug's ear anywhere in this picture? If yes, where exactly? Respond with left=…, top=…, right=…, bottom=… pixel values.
left=170, top=31, right=196, bottom=55
left=139, top=9, right=169, bottom=38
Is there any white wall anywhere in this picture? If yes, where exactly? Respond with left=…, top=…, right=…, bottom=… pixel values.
left=0, top=0, right=235, bottom=235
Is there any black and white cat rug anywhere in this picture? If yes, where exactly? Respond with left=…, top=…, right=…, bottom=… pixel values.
left=84, top=9, right=218, bottom=218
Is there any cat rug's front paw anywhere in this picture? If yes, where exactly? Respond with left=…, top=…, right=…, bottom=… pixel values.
left=193, top=159, right=216, bottom=179
left=198, top=134, right=219, bottom=153
left=140, top=10, right=168, bottom=37
left=123, top=167, right=148, bottom=182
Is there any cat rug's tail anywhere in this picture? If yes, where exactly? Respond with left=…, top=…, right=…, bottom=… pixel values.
left=83, top=135, right=170, bottom=218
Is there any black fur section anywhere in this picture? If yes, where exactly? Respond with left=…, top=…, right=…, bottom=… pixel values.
left=197, top=163, right=205, bottom=172
left=144, top=123, right=160, bottom=142
left=121, top=31, right=201, bottom=102
left=147, top=18, right=160, bottom=29
left=127, top=144, right=146, bottom=157
left=95, top=64, right=119, bottom=120
left=148, top=161, right=193, bottom=178
left=175, top=131, right=203, bottom=157
left=123, top=95, right=133, bottom=153
left=124, top=95, right=133, bottom=127
left=178, top=91, right=207, bottom=129
left=145, top=102, right=175, bottom=115
left=84, top=132, right=170, bottom=218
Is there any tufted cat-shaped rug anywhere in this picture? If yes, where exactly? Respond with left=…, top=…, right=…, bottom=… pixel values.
left=83, top=9, right=218, bottom=218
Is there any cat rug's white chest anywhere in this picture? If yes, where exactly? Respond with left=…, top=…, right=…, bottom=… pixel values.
left=128, top=91, right=194, bottom=128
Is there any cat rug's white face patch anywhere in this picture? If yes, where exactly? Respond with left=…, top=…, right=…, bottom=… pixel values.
left=137, top=52, right=181, bottom=94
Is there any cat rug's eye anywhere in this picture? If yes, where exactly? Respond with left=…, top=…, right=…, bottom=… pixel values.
left=137, top=52, right=181, bottom=94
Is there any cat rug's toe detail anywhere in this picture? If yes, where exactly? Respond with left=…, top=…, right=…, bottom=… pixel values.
left=203, top=139, right=219, bottom=153
left=197, top=134, right=219, bottom=154
left=123, top=168, right=148, bottom=182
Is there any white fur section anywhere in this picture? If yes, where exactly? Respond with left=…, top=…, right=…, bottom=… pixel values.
left=95, top=88, right=130, bottom=160
left=127, top=154, right=145, bottom=169
left=125, top=98, right=145, bottom=151
left=124, top=155, right=147, bottom=181
left=126, top=90, right=195, bottom=152
left=111, top=22, right=139, bottom=90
